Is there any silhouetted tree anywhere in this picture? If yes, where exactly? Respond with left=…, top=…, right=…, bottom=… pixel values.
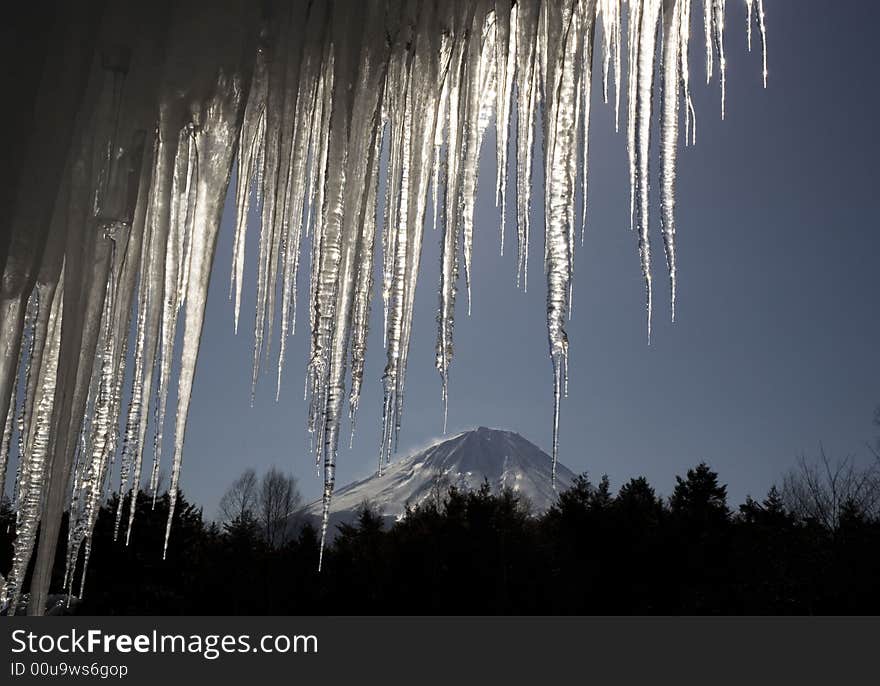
left=667, top=463, right=732, bottom=613
left=782, top=449, right=880, bottom=530
left=616, top=477, right=663, bottom=525
left=258, top=467, right=301, bottom=549
left=591, top=475, right=613, bottom=510
left=218, top=468, right=258, bottom=524
left=671, top=462, right=730, bottom=523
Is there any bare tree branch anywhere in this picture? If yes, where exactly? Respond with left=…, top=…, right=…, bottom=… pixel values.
left=218, top=468, right=258, bottom=524
left=259, top=467, right=302, bottom=548
left=782, top=446, right=880, bottom=530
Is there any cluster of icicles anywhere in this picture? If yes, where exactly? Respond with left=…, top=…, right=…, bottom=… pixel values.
left=0, top=0, right=765, bottom=614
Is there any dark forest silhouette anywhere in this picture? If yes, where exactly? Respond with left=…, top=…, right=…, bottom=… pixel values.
left=3, top=457, right=879, bottom=615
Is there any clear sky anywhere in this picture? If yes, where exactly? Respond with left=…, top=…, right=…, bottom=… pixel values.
left=173, top=0, right=879, bottom=518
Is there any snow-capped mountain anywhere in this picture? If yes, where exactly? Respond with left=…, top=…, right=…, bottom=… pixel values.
left=302, top=427, right=576, bottom=532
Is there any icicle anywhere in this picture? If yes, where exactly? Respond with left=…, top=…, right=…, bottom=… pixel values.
left=494, top=1, right=516, bottom=255
left=681, top=0, right=697, bottom=146
left=116, top=203, right=154, bottom=540
left=381, top=70, right=403, bottom=350
left=579, top=4, right=597, bottom=242
left=0, top=379, right=15, bottom=496
left=305, top=50, right=337, bottom=470
left=151, top=124, right=199, bottom=504
left=745, top=0, right=753, bottom=51
left=661, top=0, right=682, bottom=322
left=318, top=0, right=394, bottom=567
left=4, top=273, right=63, bottom=615
left=66, top=234, right=122, bottom=592
left=757, top=0, right=768, bottom=88
left=627, top=0, right=643, bottom=235
left=278, top=3, right=328, bottom=398
left=714, top=0, right=727, bottom=120
left=258, top=25, right=294, bottom=377
left=244, top=63, right=269, bottom=396
left=163, top=71, right=248, bottom=558
left=349, top=129, right=382, bottom=444
left=380, top=41, right=415, bottom=469
left=703, top=0, right=714, bottom=83
left=0, top=298, right=30, bottom=502
left=384, top=2, right=445, bottom=467
left=542, top=0, right=579, bottom=487
left=231, top=52, right=268, bottom=337
left=460, top=8, right=498, bottom=316
left=514, top=0, right=540, bottom=291
left=599, top=0, right=622, bottom=131
left=629, top=0, right=663, bottom=343
left=435, top=7, right=470, bottom=432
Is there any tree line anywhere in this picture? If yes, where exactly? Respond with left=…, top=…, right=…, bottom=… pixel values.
left=2, top=453, right=878, bottom=615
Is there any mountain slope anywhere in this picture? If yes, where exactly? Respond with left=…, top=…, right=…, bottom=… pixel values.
left=303, top=427, right=576, bottom=530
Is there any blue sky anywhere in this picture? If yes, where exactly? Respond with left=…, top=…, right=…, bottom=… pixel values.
left=175, top=0, right=879, bottom=517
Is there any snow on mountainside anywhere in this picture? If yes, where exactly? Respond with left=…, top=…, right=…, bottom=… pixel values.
left=303, top=428, right=576, bottom=530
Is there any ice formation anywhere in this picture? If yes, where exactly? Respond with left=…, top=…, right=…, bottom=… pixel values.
left=0, top=0, right=766, bottom=613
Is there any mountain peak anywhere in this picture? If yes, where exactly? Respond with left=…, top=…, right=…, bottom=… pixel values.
left=304, top=428, right=576, bottom=531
